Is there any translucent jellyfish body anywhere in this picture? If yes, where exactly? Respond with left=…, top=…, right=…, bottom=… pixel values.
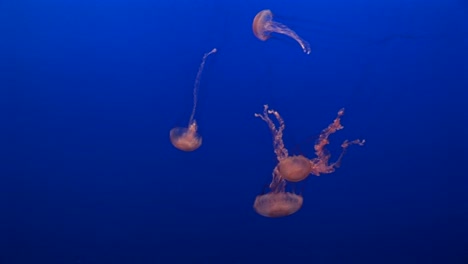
left=254, top=189, right=303, bottom=217
left=253, top=167, right=303, bottom=218
left=169, top=122, right=202, bottom=152
left=252, top=9, right=311, bottom=54
left=277, top=155, right=311, bottom=182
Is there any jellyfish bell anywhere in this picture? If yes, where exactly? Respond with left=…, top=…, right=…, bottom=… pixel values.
left=254, top=191, right=303, bottom=218
left=252, top=9, right=273, bottom=41
left=252, top=9, right=311, bottom=54
left=169, top=122, right=202, bottom=152
left=277, top=155, right=311, bottom=182
left=253, top=162, right=304, bottom=218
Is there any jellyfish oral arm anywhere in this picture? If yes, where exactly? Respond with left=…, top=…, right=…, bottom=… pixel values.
left=310, top=109, right=365, bottom=176
left=266, top=22, right=311, bottom=54
left=269, top=166, right=286, bottom=192
left=188, top=120, right=198, bottom=133
left=208, top=48, right=217, bottom=54
left=188, top=48, right=218, bottom=126
left=254, top=104, right=289, bottom=161
left=333, top=139, right=366, bottom=168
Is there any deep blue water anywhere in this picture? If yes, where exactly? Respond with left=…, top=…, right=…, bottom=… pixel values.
left=0, top=0, right=466, bottom=263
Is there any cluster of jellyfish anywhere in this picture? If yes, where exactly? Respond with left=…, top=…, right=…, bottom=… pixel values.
left=169, top=9, right=365, bottom=218
left=253, top=105, right=364, bottom=217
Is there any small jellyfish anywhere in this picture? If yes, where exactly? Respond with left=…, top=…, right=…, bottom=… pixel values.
left=255, top=105, right=364, bottom=182
left=170, top=48, right=217, bottom=152
left=253, top=166, right=303, bottom=218
left=252, top=9, right=311, bottom=54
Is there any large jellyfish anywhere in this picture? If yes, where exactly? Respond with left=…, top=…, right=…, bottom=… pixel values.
left=253, top=166, right=303, bottom=218
left=255, top=105, right=365, bottom=183
left=170, top=48, right=217, bottom=152
left=252, top=9, right=311, bottom=54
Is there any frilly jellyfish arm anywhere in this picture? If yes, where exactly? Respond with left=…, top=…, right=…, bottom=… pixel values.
left=188, top=120, right=198, bottom=134
left=266, top=22, right=311, bottom=54
left=269, top=166, right=286, bottom=193
left=310, top=108, right=365, bottom=175
left=254, top=104, right=289, bottom=161
left=188, top=48, right=217, bottom=125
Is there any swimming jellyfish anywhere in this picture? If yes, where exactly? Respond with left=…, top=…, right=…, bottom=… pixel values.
left=255, top=105, right=365, bottom=182
left=170, top=48, right=217, bottom=152
left=252, top=9, right=311, bottom=54
left=253, top=166, right=303, bottom=218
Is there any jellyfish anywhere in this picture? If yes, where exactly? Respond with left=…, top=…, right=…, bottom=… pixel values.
left=252, top=9, right=311, bottom=54
left=253, top=166, right=303, bottom=218
left=255, top=105, right=365, bottom=182
left=169, top=48, right=217, bottom=152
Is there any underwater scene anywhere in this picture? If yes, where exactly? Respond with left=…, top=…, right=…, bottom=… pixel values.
left=0, top=0, right=465, bottom=263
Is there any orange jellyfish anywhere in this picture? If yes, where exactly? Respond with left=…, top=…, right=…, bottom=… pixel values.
left=170, top=48, right=217, bottom=152
left=252, top=9, right=311, bottom=54
left=253, top=166, right=303, bottom=218
left=255, top=105, right=365, bottom=183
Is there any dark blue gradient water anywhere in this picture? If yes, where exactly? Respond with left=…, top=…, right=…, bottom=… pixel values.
left=0, top=0, right=465, bottom=263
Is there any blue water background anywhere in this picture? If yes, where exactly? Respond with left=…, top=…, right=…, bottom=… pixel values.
left=0, top=0, right=465, bottom=263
